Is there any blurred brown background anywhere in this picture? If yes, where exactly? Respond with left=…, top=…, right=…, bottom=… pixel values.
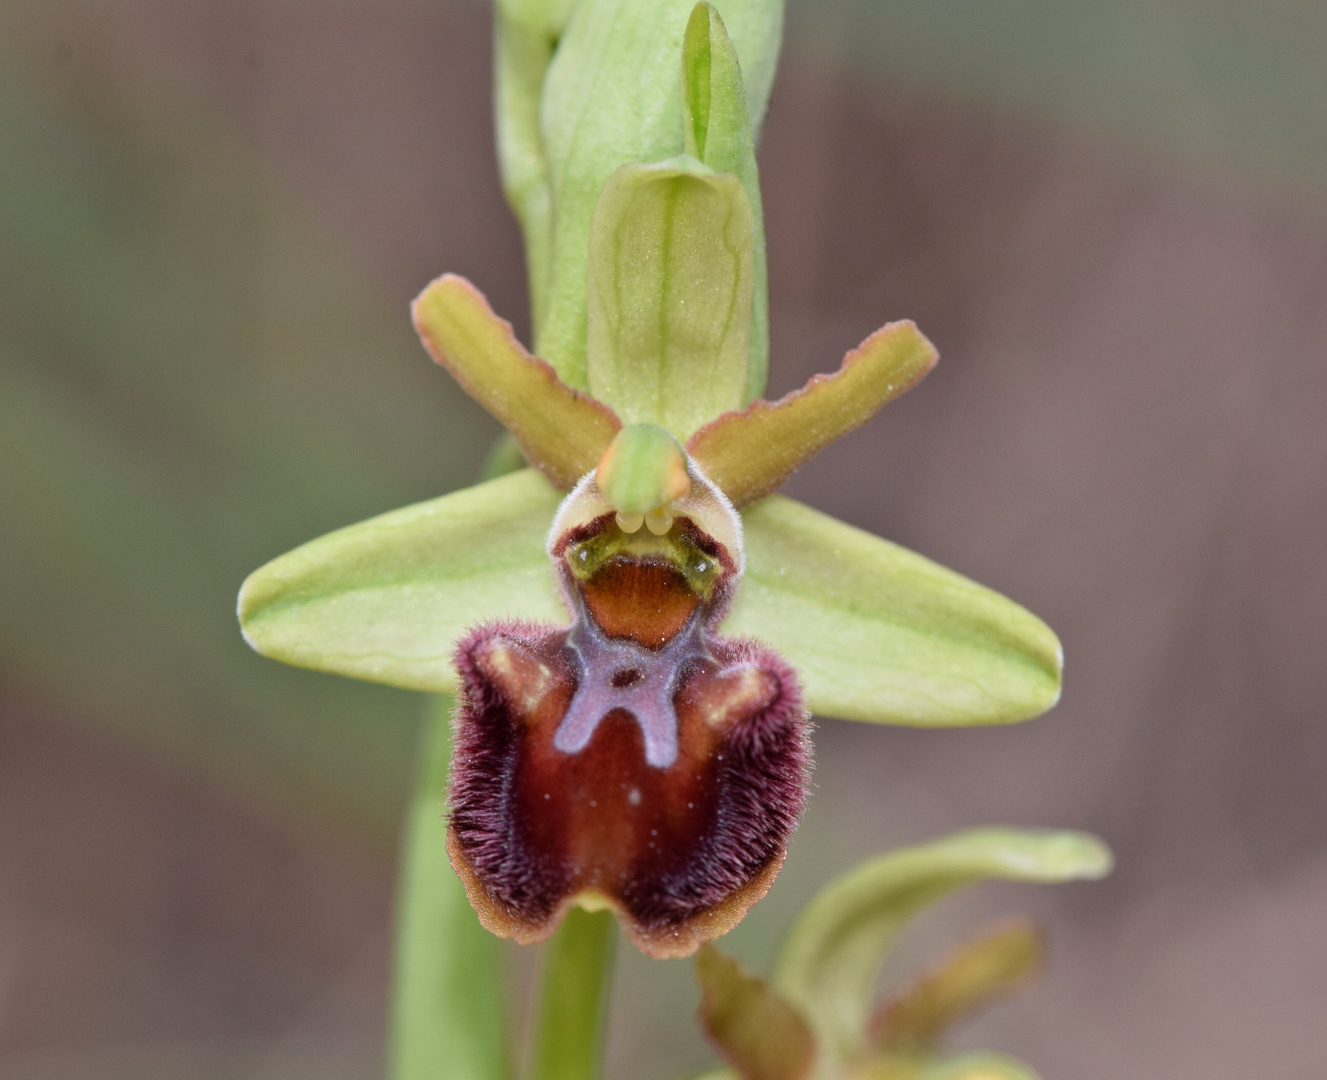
left=1, top=1, right=1324, bottom=1077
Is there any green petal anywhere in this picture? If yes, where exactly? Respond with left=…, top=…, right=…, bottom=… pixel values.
left=725, top=497, right=1063, bottom=725
left=772, top=829, right=1112, bottom=1063
left=922, top=1053, right=1041, bottom=1080
left=872, top=919, right=1043, bottom=1051
left=538, top=0, right=782, bottom=388
left=688, top=322, right=937, bottom=507
left=682, top=1, right=770, bottom=400
left=413, top=274, right=621, bottom=490
left=237, top=469, right=565, bottom=692
left=695, top=944, right=817, bottom=1080
left=586, top=157, right=754, bottom=439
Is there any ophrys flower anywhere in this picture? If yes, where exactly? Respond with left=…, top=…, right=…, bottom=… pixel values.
left=237, top=2, right=1062, bottom=957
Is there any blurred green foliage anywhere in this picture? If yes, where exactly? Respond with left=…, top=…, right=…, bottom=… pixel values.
left=793, top=0, right=1327, bottom=204
left=0, top=12, right=497, bottom=844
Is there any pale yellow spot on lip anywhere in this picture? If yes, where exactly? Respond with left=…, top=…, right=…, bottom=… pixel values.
left=478, top=639, right=555, bottom=714
left=702, top=666, right=776, bottom=728
left=574, top=891, right=613, bottom=913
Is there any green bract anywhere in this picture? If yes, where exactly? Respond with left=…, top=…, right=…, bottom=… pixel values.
left=693, top=829, right=1113, bottom=1080
left=529, top=0, right=780, bottom=389
left=681, top=0, right=769, bottom=400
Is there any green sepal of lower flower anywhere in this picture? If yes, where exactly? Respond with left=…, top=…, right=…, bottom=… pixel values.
left=536, top=0, right=782, bottom=389
left=237, top=470, right=1063, bottom=728
left=772, top=829, right=1112, bottom=1066
left=587, top=156, right=753, bottom=439
left=689, top=829, right=1111, bottom=1080
left=695, top=945, right=816, bottom=1080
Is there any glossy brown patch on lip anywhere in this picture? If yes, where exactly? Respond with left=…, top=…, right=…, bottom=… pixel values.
left=447, top=622, right=810, bottom=958
left=580, top=556, right=700, bottom=647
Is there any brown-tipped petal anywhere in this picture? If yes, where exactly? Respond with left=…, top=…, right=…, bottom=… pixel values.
left=696, top=944, right=818, bottom=1080
left=412, top=274, right=621, bottom=489
left=686, top=321, right=937, bottom=507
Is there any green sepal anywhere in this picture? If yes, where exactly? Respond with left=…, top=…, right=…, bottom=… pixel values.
left=695, top=944, right=817, bottom=1080
left=538, top=0, right=782, bottom=388
left=413, top=273, right=621, bottom=489
left=586, top=156, right=754, bottom=439
left=682, top=1, right=770, bottom=400
left=237, top=469, right=564, bottom=693
left=772, top=829, right=1112, bottom=1064
left=725, top=496, right=1063, bottom=726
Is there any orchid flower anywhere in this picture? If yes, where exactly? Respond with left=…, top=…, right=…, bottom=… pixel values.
left=236, top=1, right=1062, bottom=959
left=693, top=829, right=1112, bottom=1080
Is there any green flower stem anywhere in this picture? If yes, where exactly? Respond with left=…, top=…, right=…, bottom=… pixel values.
left=389, top=695, right=509, bottom=1080
left=531, top=907, right=618, bottom=1080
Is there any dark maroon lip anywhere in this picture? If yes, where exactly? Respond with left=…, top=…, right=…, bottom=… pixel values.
left=445, top=510, right=811, bottom=957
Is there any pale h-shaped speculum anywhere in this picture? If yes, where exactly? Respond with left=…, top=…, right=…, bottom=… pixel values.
left=554, top=592, right=711, bottom=770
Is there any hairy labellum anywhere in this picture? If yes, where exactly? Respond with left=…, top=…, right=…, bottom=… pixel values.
left=446, top=465, right=811, bottom=958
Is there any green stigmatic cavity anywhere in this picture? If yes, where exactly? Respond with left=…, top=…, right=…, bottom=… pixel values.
left=564, top=521, right=724, bottom=603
